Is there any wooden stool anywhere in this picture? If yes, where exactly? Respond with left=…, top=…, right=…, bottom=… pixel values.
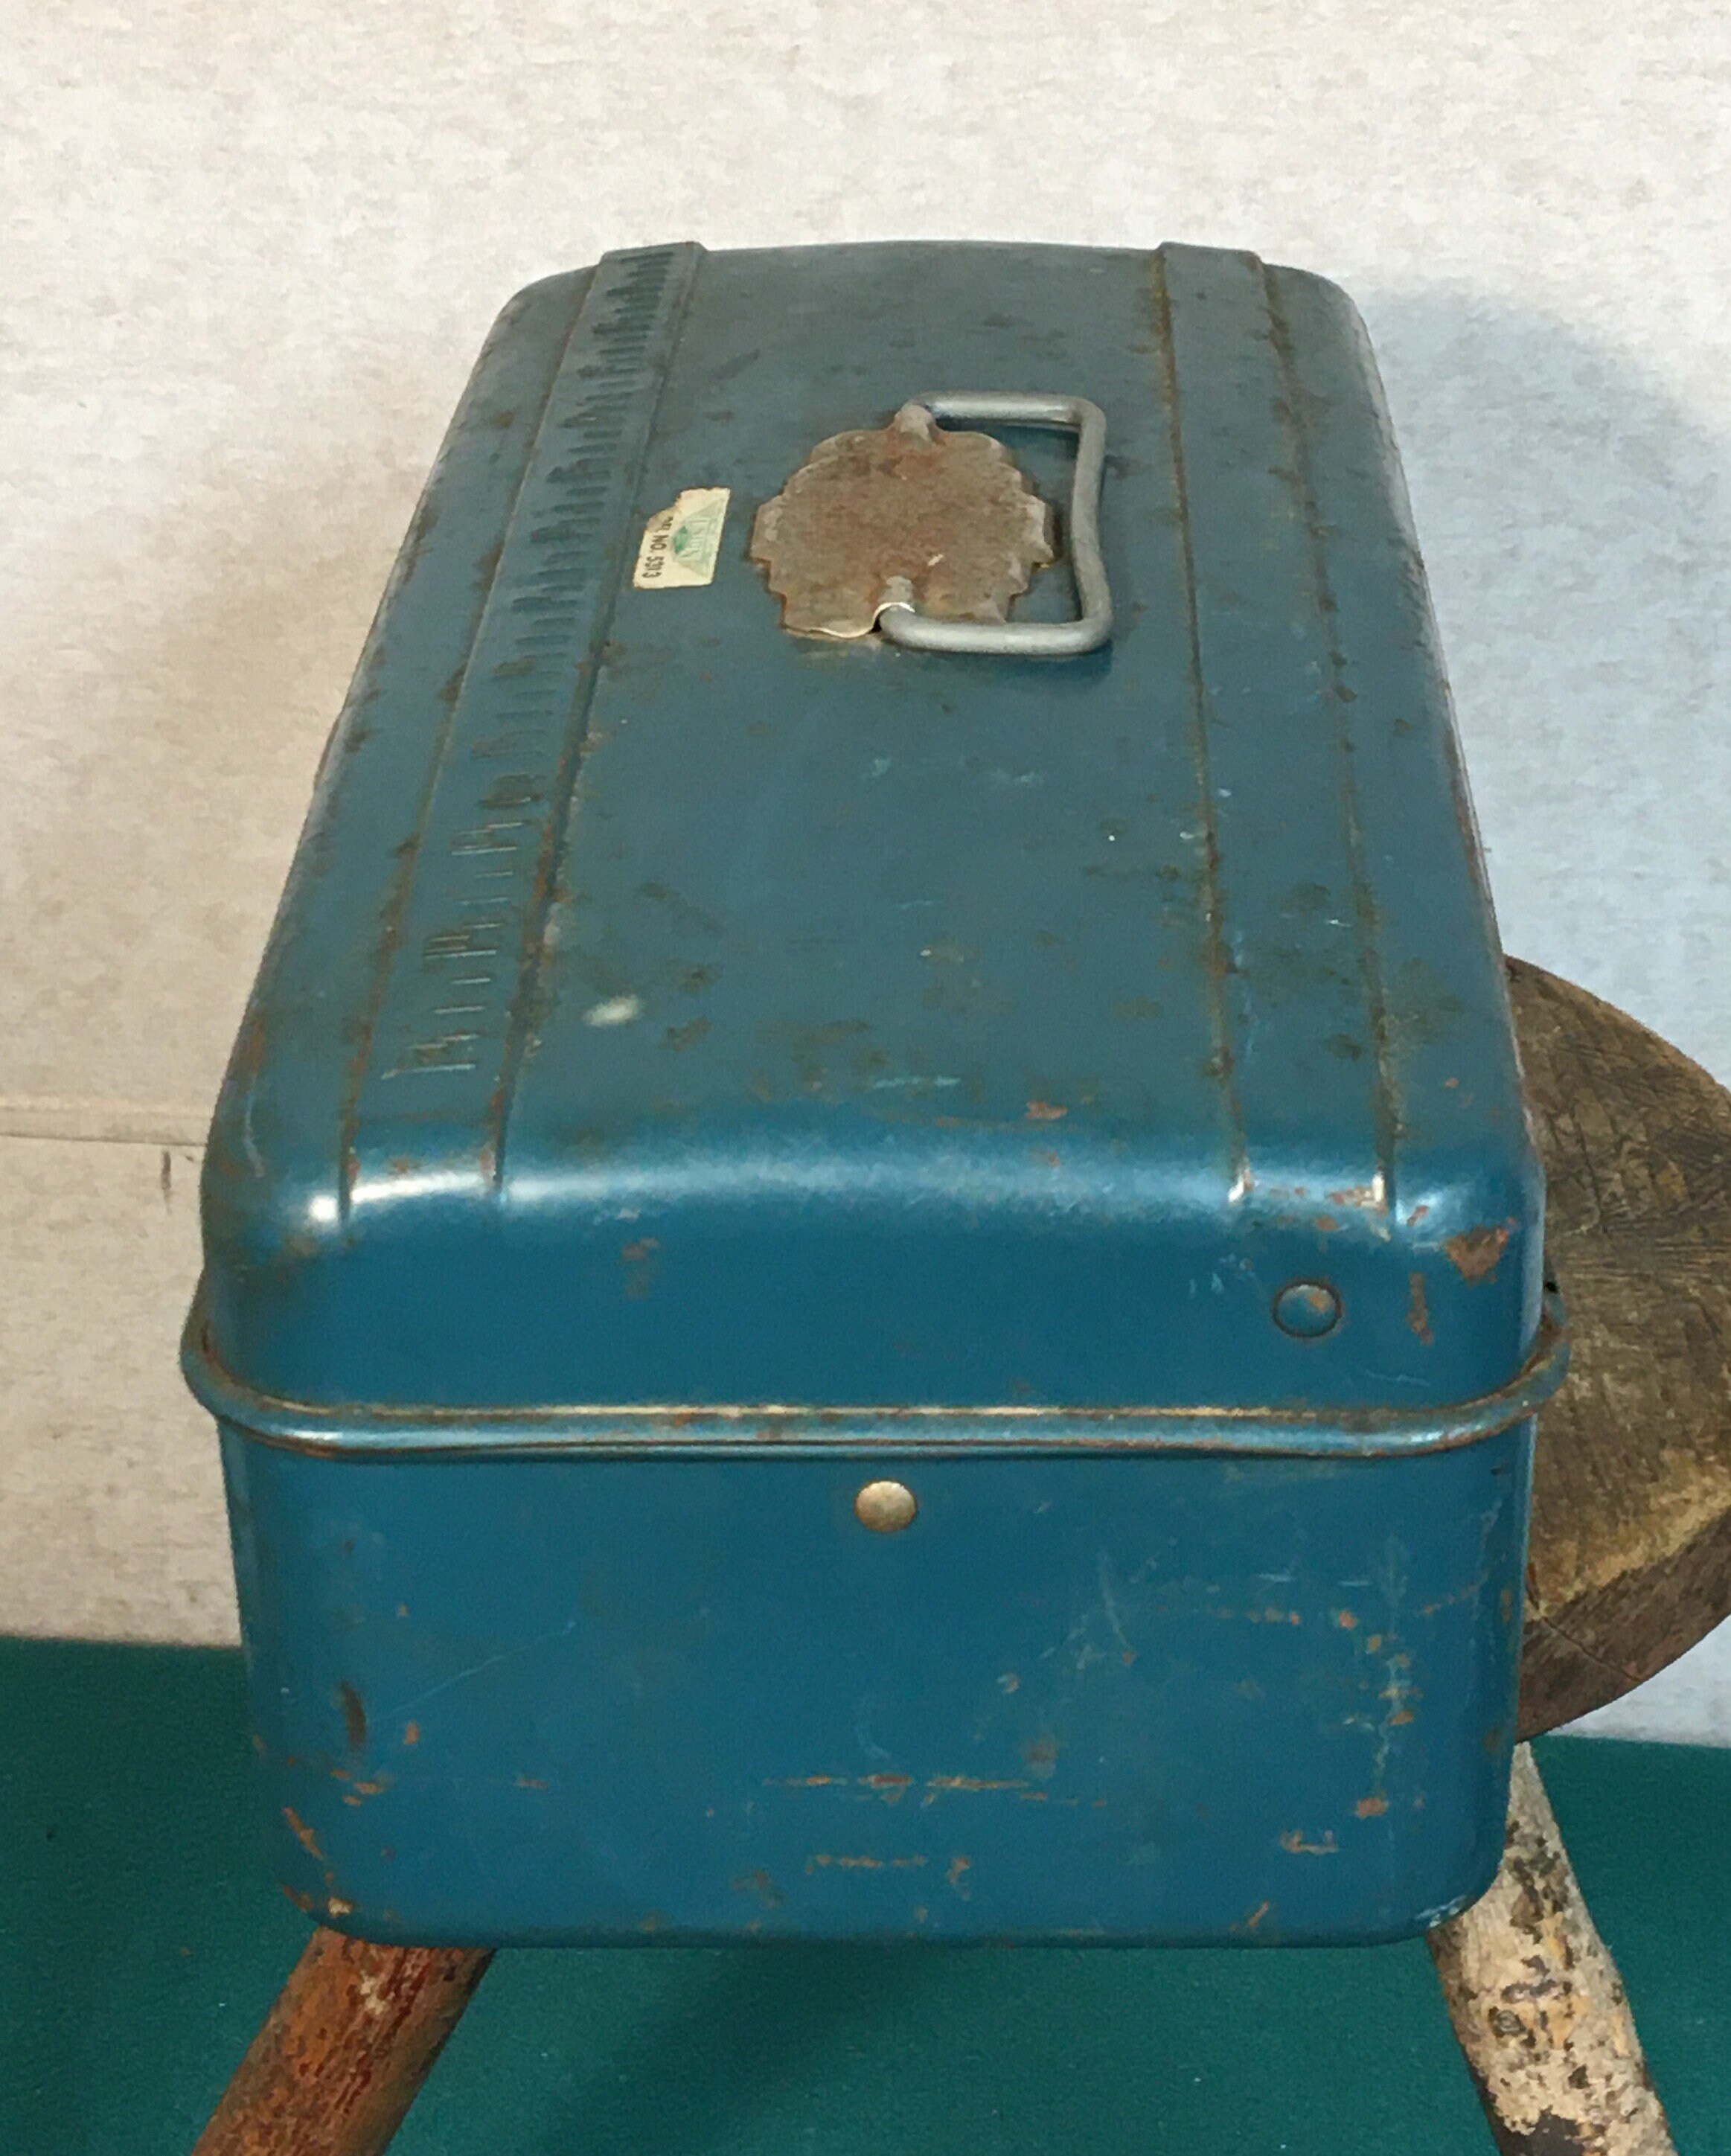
left=191, top=960, right=1731, bottom=2156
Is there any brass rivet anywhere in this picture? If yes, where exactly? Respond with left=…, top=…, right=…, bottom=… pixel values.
left=854, top=1479, right=918, bottom=1533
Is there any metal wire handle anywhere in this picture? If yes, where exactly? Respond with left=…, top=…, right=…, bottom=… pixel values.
left=877, top=392, right=1113, bottom=658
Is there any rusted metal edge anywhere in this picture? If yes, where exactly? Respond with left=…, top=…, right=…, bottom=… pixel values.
left=182, top=1290, right=1567, bottom=1462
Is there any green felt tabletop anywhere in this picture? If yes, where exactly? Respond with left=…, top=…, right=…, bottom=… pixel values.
left=0, top=1639, right=1724, bottom=2156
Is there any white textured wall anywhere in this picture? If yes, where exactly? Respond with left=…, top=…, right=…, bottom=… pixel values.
left=3, top=3, right=1728, bottom=1738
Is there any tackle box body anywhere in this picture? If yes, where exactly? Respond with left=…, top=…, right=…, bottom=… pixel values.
left=188, top=240, right=1561, bottom=1946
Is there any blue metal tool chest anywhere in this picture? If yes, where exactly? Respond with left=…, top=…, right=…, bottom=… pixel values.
left=186, top=240, right=1567, bottom=1948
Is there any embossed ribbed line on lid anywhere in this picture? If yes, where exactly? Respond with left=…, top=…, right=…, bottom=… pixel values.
left=342, top=244, right=703, bottom=1207
left=1156, top=243, right=1395, bottom=1214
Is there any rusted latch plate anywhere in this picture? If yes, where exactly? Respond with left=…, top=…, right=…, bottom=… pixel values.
left=750, top=400, right=1056, bottom=640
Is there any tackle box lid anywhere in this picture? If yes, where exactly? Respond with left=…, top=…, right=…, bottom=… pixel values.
left=189, top=240, right=1554, bottom=1446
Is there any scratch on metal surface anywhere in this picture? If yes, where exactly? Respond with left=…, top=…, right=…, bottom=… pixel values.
left=776, top=1772, right=1031, bottom=1798
left=239, top=1071, right=265, bottom=1178
left=283, top=1807, right=328, bottom=1865
left=388, top=1618, right=580, bottom=1715
left=1096, top=1551, right=1137, bottom=1664
left=1345, top=1538, right=1418, bottom=1817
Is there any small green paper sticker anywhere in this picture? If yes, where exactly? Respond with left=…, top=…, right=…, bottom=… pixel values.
left=634, top=487, right=730, bottom=589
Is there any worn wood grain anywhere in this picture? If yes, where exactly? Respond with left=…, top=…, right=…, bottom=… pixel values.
left=1430, top=1746, right=1675, bottom=2155
left=1510, top=958, right=1731, bottom=1736
left=191, top=1928, right=491, bottom=2156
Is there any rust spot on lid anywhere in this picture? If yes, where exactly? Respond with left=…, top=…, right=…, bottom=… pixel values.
left=1355, top=1795, right=1389, bottom=1818
left=1334, top=1610, right=1359, bottom=1630
left=338, top=1682, right=368, bottom=1753
left=946, top=1855, right=973, bottom=1896
left=734, top=1868, right=787, bottom=1908
left=1279, top=1829, right=1340, bottom=1856
left=1407, top=1272, right=1434, bottom=1345
left=1022, top=1733, right=1060, bottom=1779
left=403, top=1721, right=420, bottom=1747
left=1444, top=1223, right=1512, bottom=1282
left=925, top=1776, right=1028, bottom=1794
left=806, top=1853, right=928, bottom=1872
left=621, top=1237, right=661, bottom=1301
left=1026, top=1100, right=1068, bottom=1122
left=1244, top=1899, right=1272, bottom=1932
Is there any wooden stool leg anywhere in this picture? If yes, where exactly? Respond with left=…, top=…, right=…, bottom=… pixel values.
left=192, top=1927, right=493, bottom=2156
left=1428, top=1744, right=1675, bottom=2156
